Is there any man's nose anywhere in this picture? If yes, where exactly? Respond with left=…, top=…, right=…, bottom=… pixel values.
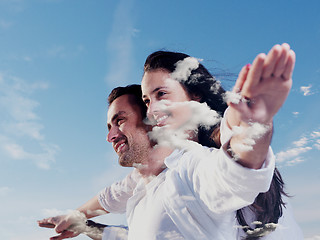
left=107, top=127, right=120, bottom=142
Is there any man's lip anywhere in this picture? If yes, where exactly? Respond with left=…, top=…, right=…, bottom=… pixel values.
left=114, top=140, right=126, bottom=153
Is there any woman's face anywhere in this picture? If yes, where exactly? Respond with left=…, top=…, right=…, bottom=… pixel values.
left=141, top=69, right=192, bottom=129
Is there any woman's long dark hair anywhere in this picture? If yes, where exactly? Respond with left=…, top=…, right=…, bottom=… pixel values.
left=144, top=50, right=288, bottom=239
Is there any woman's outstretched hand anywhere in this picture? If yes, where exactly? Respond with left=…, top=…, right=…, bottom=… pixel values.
left=228, top=43, right=295, bottom=126
left=226, top=43, right=296, bottom=169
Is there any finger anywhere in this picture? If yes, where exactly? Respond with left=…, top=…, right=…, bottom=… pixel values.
left=38, top=218, right=57, bottom=228
left=38, top=222, right=56, bottom=228
left=50, top=230, right=74, bottom=240
left=273, top=43, right=290, bottom=77
left=282, top=49, right=296, bottom=80
left=55, top=221, right=69, bottom=234
left=242, top=53, right=266, bottom=96
left=233, top=64, right=251, bottom=92
left=262, top=44, right=282, bottom=78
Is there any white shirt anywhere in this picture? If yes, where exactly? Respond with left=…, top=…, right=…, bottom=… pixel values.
left=99, top=116, right=303, bottom=239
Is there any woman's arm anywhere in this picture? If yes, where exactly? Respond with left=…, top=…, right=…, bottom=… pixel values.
left=226, top=43, right=295, bottom=169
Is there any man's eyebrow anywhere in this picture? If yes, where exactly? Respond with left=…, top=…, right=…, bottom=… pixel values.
left=111, top=111, right=126, bottom=123
left=142, top=86, right=167, bottom=99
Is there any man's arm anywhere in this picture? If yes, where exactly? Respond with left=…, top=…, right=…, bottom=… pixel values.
left=226, top=43, right=295, bottom=169
left=37, top=169, right=140, bottom=239
left=37, top=196, right=108, bottom=240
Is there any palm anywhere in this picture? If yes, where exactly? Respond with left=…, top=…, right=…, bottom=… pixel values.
left=229, top=43, right=295, bottom=125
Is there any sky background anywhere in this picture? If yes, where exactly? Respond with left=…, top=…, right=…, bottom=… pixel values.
left=0, top=0, right=319, bottom=239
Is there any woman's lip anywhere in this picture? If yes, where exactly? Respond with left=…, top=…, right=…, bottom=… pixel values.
left=155, top=114, right=169, bottom=126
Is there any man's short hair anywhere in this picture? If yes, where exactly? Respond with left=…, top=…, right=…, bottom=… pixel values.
left=108, top=84, right=147, bottom=119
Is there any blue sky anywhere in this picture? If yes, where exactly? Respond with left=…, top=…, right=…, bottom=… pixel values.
left=0, top=0, right=319, bottom=239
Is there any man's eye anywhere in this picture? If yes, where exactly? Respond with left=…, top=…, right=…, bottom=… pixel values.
left=117, top=118, right=125, bottom=125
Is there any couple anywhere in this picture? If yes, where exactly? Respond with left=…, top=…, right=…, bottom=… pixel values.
left=38, top=43, right=303, bottom=240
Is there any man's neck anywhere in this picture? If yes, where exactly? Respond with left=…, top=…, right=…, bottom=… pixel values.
left=136, top=146, right=173, bottom=181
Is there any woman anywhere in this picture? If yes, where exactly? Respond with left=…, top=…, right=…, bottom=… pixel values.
left=141, top=44, right=302, bottom=239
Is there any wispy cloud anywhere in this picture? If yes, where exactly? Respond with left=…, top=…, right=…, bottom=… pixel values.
left=276, top=146, right=312, bottom=163
left=285, top=157, right=305, bottom=166
left=148, top=100, right=221, bottom=151
left=305, top=236, right=320, bottom=240
left=0, top=0, right=26, bottom=13
left=0, top=19, right=13, bottom=29
left=105, top=0, right=137, bottom=88
left=311, top=131, right=320, bottom=138
left=0, top=186, right=11, bottom=196
left=314, top=139, right=320, bottom=150
left=46, top=44, right=84, bottom=59
left=276, top=128, right=320, bottom=166
left=0, top=73, right=59, bottom=169
left=293, top=136, right=308, bottom=147
left=148, top=57, right=270, bottom=158
left=300, top=85, right=313, bottom=96
left=292, top=111, right=299, bottom=117
left=41, top=208, right=71, bottom=217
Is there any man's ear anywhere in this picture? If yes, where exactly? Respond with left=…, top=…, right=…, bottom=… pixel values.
left=191, top=94, right=201, bottom=102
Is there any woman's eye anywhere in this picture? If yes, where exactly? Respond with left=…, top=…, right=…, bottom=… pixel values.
left=143, top=99, right=150, bottom=106
left=157, top=91, right=166, bottom=98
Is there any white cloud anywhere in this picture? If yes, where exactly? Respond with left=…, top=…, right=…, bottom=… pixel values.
left=300, top=85, right=313, bottom=96
left=311, top=131, right=320, bottom=138
left=0, top=73, right=59, bottom=169
left=0, top=0, right=25, bottom=13
left=293, top=136, right=308, bottom=147
left=231, top=122, right=270, bottom=153
left=0, top=186, right=11, bottom=196
left=47, top=45, right=65, bottom=58
left=292, top=112, right=299, bottom=117
left=41, top=208, right=72, bottom=217
left=23, top=56, right=32, bottom=62
left=305, top=235, right=320, bottom=240
left=0, top=139, right=59, bottom=169
left=171, top=57, right=200, bottom=82
left=276, top=146, right=312, bottom=163
left=286, top=157, right=305, bottom=166
left=105, top=0, right=136, bottom=87
left=313, top=139, right=320, bottom=150
left=0, top=19, right=13, bottom=29
left=223, top=91, right=242, bottom=104
left=276, top=127, right=320, bottom=165
left=314, top=139, right=320, bottom=150
left=148, top=101, right=221, bottom=150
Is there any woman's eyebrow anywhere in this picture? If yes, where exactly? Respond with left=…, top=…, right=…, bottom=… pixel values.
left=142, top=86, right=167, bottom=99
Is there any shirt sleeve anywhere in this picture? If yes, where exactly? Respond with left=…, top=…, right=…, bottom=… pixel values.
left=184, top=111, right=275, bottom=214
left=98, top=169, right=141, bottom=214
left=102, top=226, right=128, bottom=240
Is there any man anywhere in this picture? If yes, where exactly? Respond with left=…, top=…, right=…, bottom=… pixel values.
left=38, top=85, right=166, bottom=240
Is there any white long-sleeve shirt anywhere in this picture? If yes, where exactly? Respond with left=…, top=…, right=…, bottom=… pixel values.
left=99, top=116, right=303, bottom=239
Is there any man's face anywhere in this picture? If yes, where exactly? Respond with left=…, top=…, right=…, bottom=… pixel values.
left=107, top=94, right=150, bottom=167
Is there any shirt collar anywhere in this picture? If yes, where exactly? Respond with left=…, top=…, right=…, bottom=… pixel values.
left=164, top=148, right=185, bottom=169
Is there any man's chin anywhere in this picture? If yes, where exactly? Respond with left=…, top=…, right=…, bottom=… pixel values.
left=119, top=157, right=133, bottom=167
